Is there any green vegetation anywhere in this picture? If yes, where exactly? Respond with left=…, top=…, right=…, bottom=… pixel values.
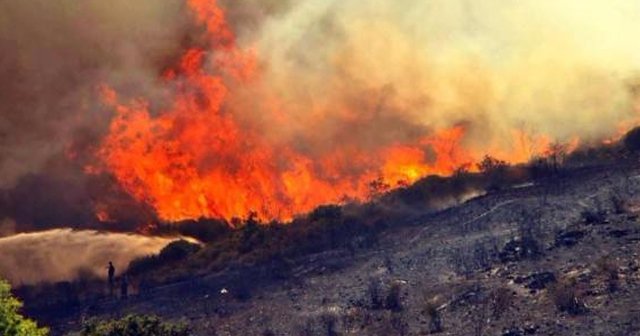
left=74, top=315, right=190, bottom=336
left=0, top=279, right=48, bottom=336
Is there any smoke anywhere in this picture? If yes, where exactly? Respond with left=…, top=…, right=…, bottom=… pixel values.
left=0, top=0, right=193, bottom=188
left=225, top=0, right=640, bottom=157
left=0, top=229, right=178, bottom=285
left=0, top=154, right=158, bottom=234
left=0, top=0, right=196, bottom=230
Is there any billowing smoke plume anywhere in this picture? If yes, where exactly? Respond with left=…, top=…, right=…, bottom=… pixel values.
left=224, top=0, right=640, bottom=155
left=0, top=229, right=177, bottom=284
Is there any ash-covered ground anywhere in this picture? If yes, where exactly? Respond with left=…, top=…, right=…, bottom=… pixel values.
left=29, top=162, right=640, bottom=336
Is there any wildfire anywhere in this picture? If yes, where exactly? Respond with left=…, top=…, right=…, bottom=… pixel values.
left=93, top=0, right=629, bottom=223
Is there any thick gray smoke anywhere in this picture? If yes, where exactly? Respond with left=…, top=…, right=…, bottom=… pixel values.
left=0, top=0, right=195, bottom=231
left=0, top=0, right=192, bottom=187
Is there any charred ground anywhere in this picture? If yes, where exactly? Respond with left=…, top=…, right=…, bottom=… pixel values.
left=15, top=137, right=640, bottom=336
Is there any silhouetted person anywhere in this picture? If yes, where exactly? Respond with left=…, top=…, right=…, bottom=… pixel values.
left=107, top=261, right=115, bottom=297
left=121, top=275, right=129, bottom=300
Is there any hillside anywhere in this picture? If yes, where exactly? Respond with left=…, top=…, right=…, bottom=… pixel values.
left=26, top=159, right=640, bottom=336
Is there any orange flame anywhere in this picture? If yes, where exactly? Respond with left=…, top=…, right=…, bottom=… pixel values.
left=94, top=1, right=615, bottom=223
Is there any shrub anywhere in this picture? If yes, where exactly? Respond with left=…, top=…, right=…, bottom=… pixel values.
left=611, top=193, right=628, bottom=215
left=581, top=209, right=606, bottom=225
left=77, top=314, right=190, bottom=336
left=309, top=205, right=343, bottom=222
left=477, top=155, right=510, bottom=191
left=298, top=313, right=341, bottom=336
left=470, top=298, right=489, bottom=336
left=545, top=142, right=568, bottom=172
left=489, top=287, right=514, bottom=320
left=528, top=157, right=553, bottom=180
left=389, top=311, right=408, bottom=336
left=422, top=300, right=443, bottom=334
left=158, top=240, right=201, bottom=262
left=385, top=282, right=403, bottom=312
left=477, top=155, right=508, bottom=174
left=0, top=279, right=49, bottom=336
left=369, top=177, right=391, bottom=197
left=623, top=126, right=640, bottom=152
left=262, top=329, right=276, bottom=336
left=320, top=312, right=340, bottom=336
left=127, top=240, right=201, bottom=276
left=367, top=278, right=384, bottom=310
left=595, top=257, right=619, bottom=293
left=499, top=236, right=542, bottom=263
left=549, top=280, right=586, bottom=315
left=238, top=214, right=265, bottom=254
left=127, top=255, right=161, bottom=277
left=156, top=218, right=230, bottom=243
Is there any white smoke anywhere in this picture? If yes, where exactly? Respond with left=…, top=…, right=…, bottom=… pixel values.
left=0, top=229, right=180, bottom=285
left=227, top=0, right=640, bottom=158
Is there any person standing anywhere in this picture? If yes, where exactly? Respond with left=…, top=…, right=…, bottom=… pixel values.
left=107, top=261, right=115, bottom=297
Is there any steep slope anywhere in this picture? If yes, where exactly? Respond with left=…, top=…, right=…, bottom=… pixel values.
left=41, top=163, right=640, bottom=335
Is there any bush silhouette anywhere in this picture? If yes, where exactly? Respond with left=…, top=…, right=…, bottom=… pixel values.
left=624, top=127, right=640, bottom=152
left=158, top=240, right=201, bottom=261
left=128, top=240, right=201, bottom=276
left=385, top=282, right=403, bottom=312
left=549, top=280, right=586, bottom=315
left=477, top=155, right=509, bottom=191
